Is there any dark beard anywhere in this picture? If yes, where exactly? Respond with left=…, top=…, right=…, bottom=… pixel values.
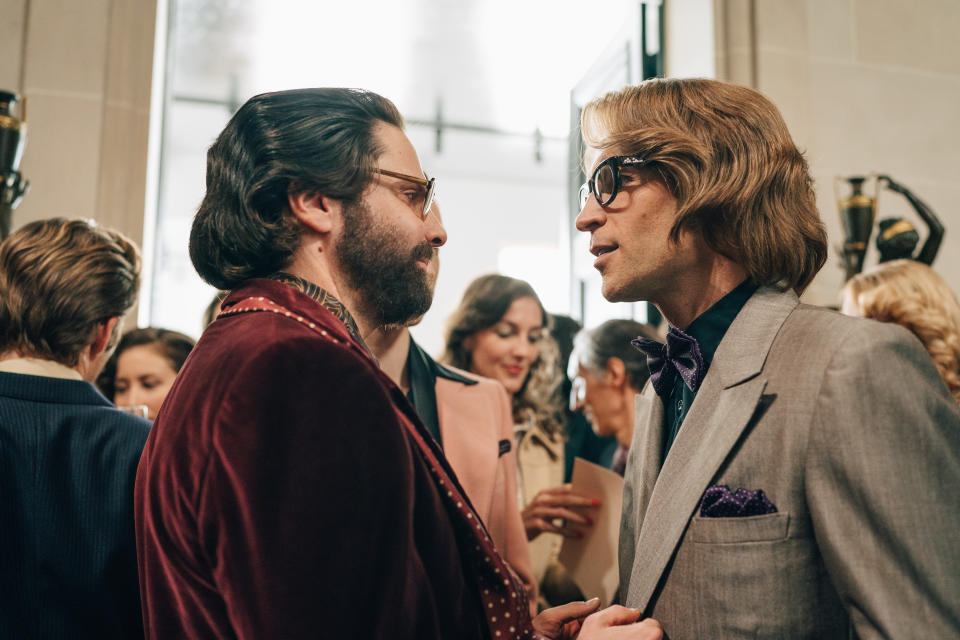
left=336, top=200, right=436, bottom=328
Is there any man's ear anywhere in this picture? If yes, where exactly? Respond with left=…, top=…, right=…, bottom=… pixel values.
left=288, top=190, right=338, bottom=233
left=605, top=356, right=627, bottom=388
left=91, top=316, right=121, bottom=359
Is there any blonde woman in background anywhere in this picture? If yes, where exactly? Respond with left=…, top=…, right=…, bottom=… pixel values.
left=442, top=274, right=598, bottom=608
left=842, top=259, right=960, bottom=403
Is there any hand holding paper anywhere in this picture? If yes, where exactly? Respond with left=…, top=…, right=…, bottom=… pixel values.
left=521, top=483, right=600, bottom=540
left=557, top=458, right=625, bottom=606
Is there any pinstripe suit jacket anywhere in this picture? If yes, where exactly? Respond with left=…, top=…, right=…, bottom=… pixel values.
left=0, top=371, right=150, bottom=638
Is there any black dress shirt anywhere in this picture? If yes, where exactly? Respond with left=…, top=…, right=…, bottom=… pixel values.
left=662, top=279, right=757, bottom=457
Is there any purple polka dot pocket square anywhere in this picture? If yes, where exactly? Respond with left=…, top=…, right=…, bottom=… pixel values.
left=699, top=484, right=778, bottom=518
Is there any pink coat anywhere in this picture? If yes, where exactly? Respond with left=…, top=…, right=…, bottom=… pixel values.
left=435, top=370, right=538, bottom=610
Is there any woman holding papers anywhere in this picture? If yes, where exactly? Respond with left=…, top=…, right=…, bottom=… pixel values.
left=443, top=274, right=597, bottom=608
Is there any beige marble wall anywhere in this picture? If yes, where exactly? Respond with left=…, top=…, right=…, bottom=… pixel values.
left=714, top=0, right=960, bottom=304
left=1, top=0, right=158, bottom=321
left=1, top=0, right=157, bottom=248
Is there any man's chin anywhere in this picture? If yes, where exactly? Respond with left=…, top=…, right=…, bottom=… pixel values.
left=373, top=286, right=433, bottom=328
left=600, top=278, right=635, bottom=303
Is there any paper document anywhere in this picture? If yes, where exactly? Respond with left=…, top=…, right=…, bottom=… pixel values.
left=557, top=457, right=624, bottom=606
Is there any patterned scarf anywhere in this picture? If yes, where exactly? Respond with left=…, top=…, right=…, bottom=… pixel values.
left=269, top=272, right=376, bottom=358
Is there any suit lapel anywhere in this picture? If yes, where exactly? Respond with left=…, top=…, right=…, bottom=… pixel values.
left=627, top=388, right=664, bottom=526
left=625, top=374, right=768, bottom=607
left=436, top=378, right=499, bottom=520
left=618, top=386, right=664, bottom=600
left=624, top=287, right=799, bottom=610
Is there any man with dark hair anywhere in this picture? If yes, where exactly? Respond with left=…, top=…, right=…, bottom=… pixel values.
left=136, top=88, right=662, bottom=640
left=576, top=77, right=960, bottom=637
left=0, top=217, right=149, bottom=638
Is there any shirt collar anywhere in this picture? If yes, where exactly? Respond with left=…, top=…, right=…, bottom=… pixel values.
left=680, top=279, right=758, bottom=368
left=0, top=357, right=84, bottom=381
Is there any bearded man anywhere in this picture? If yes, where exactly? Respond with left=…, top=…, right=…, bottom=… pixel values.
left=365, top=203, right=538, bottom=613
left=135, top=88, right=662, bottom=640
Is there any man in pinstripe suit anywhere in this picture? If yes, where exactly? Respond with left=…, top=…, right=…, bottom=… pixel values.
left=0, top=218, right=150, bottom=638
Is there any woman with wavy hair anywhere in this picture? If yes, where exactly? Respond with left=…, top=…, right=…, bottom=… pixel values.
left=442, top=274, right=597, bottom=607
left=842, top=259, right=960, bottom=403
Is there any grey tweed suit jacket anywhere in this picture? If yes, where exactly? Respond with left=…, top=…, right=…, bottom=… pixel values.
left=619, top=287, right=960, bottom=639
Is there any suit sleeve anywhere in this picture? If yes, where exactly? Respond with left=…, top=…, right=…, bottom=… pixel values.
left=806, top=321, right=960, bottom=637
left=195, top=336, right=435, bottom=639
left=491, top=380, right=538, bottom=614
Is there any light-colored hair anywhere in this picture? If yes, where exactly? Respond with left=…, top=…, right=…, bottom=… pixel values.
left=441, top=274, right=564, bottom=437
left=0, top=218, right=140, bottom=366
left=581, top=78, right=827, bottom=294
left=844, top=259, right=960, bottom=403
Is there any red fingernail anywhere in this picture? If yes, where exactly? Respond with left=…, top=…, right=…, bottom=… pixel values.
left=591, top=499, right=601, bottom=506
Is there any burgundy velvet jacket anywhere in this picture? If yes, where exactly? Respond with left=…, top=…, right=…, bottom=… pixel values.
left=135, top=279, right=520, bottom=639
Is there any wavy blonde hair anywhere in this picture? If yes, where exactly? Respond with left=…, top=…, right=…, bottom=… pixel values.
left=843, top=260, right=960, bottom=403
left=581, top=78, right=827, bottom=294
left=441, top=274, right=564, bottom=438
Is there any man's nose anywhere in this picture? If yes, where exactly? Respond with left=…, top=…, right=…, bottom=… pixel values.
left=424, top=210, right=447, bottom=247
left=575, top=199, right=606, bottom=232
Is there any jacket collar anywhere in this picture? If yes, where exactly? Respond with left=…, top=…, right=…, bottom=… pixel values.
left=406, top=338, right=477, bottom=445
left=221, top=278, right=373, bottom=357
left=0, top=370, right=113, bottom=406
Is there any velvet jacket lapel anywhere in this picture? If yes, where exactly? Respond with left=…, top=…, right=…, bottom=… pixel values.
left=623, top=287, right=800, bottom=610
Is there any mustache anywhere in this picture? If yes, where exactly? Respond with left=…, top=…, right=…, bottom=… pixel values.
left=411, top=242, right=434, bottom=262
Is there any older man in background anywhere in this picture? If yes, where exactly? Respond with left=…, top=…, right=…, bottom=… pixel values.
left=0, top=217, right=149, bottom=638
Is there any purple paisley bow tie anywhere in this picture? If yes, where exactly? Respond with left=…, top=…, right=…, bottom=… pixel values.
left=631, top=327, right=706, bottom=397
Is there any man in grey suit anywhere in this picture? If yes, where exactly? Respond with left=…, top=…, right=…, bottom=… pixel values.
left=574, top=78, right=960, bottom=638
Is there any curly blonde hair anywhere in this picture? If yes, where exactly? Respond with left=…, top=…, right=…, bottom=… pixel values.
left=843, top=260, right=960, bottom=403
left=441, top=274, right=564, bottom=438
